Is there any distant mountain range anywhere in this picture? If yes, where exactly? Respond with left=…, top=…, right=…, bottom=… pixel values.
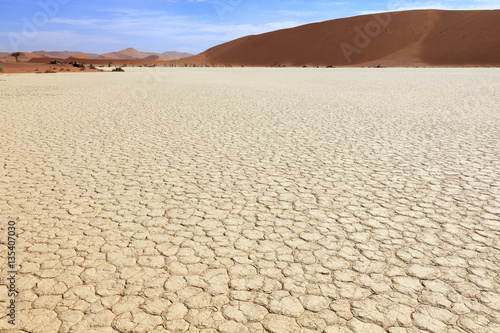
left=32, top=51, right=102, bottom=59
left=97, top=48, right=192, bottom=60
left=1, top=48, right=193, bottom=61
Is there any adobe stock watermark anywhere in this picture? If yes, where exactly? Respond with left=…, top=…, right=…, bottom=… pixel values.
left=339, top=12, right=394, bottom=64
left=213, top=0, right=242, bottom=20
left=8, top=0, right=70, bottom=51
left=6, top=220, right=17, bottom=326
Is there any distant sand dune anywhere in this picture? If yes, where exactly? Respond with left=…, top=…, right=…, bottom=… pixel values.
left=0, top=49, right=193, bottom=65
left=66, top=55, right=93, bottom=60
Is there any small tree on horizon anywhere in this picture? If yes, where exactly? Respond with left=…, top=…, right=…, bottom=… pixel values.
left=11, top=52, right=21, bottom=62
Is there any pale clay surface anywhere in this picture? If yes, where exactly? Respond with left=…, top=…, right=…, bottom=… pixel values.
left=0, top=68, right=499, bottom=333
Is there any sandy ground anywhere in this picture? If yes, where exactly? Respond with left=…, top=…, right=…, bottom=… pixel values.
left=0, top=68, right=499, bottom=333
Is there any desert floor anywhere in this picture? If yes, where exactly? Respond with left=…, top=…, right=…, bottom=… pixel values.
left=1, top=68, right=499, bottom=333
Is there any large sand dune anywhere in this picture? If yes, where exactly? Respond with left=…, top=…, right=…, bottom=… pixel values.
left=180, top=10, right=500, bottom=67
left=1, top=68, right=499, bottom=332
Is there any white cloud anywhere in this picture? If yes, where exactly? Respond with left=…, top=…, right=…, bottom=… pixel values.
left=49, top=14, right=301, bottom=36
left=40, top=10, right=305, bottom=53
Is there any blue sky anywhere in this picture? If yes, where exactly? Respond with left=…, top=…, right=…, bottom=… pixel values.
left=1, top=0, right=498, bottom=54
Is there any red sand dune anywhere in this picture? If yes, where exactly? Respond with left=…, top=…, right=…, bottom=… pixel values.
left=177, top=9, right=500, bottom=67
left=66, top=55, right=92, bottom=60
left=161, top=51, right=194, bottom=60
left=99, top=48, right=146, bottom=59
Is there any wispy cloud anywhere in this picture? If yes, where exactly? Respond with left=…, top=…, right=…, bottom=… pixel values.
left=47, top=10, right=304, bottom=53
